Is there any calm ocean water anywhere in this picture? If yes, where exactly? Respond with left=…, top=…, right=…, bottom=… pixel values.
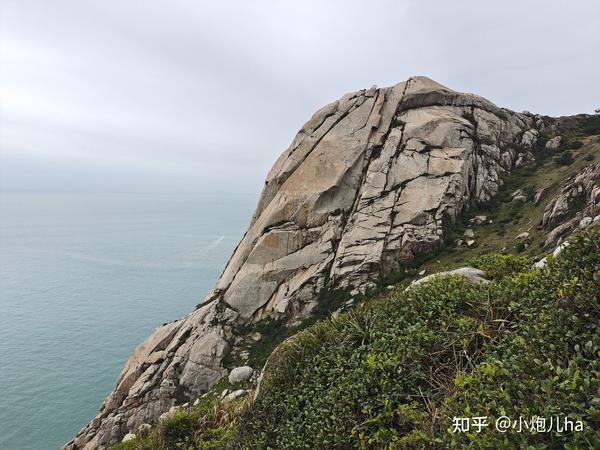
left=0, top=193, right=256, bottom=450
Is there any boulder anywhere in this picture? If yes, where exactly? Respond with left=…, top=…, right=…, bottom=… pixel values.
left=228, top=366, right=254, bottom=384
left=553, top=241, right=570, bottom=258
left=122, top=433, right=136, bottom=443
left=223, top=389, right=248, bottom=402
left=520, top=129, right=539, bottom=148
left=579, top=216, right=593, bottom=229
left=466, top=240, right=477, bottom=248
left=545, top=136, right=561, bottom=150
left=407, top=267, right=489, bottom=290
left=469, top=215, right=487, bottom=225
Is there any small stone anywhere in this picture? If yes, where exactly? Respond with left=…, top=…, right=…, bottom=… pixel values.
left=193, top=398, right=200, bottom=406
left=220, top=389, right=230, bottom=399
left=545, top=136, right=561, bottom=150
left=455, top=239, right=464, bottom=247
left=137, top=423, right=151, bottom=434
left=579, top=216, right=593, bottom=229
left=223, top=389, right=247, bottom=402
left=516, top=232, right=530, bottom=240
left=418, top=269, right=426, bottom=276
left=122, top=433, right=136, bottom=442
left=463, top=228, right=475, bottom=238
left=466, top=240, right=477, bottom=248
left=228, top=366, right=254, bottom=384
left=201, top=392, right=209, bottom=398
left=469, top=215, right=487, bottom=225
left=512, top=194, right=527, bottom=202
left=249, top=332, right=262, bottom=342
left=181, top=402, right=189, bottom=409
left=553, top=242, right=569, bottom=258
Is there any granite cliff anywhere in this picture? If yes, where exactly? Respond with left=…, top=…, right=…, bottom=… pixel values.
left=65, top=76, right=556, bottom=449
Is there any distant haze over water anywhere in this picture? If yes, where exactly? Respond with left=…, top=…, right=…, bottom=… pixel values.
left=0, top=192, right=255, bottom=450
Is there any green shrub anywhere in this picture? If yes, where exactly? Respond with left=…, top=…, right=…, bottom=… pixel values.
left=470, top=253, right=530, bottom=280
left=110, top=393, right=245, bottom=450
left=554, top=153, right=575, bottom=166
left=560, top=136, right=584, bottom=151
left=237, top=226, right=600, bottom=449
left=570, top=140, right=584, bottom=149
left=498, top=201, right=523, bottom=225
left=582, top=115, right=600, bottom=135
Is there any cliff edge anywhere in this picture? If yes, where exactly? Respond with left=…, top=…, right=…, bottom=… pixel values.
left=64, top=76, right=549, bottom=449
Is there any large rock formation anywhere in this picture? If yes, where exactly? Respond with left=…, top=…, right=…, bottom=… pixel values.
left=541, top=162, right=600, bottom=244
left=64, top=76, right=547, bottom=449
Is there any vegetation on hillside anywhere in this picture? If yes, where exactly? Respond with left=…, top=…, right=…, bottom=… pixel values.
left=114, top=224, right=600, bottom=449
left=238, top=227, right=600, bottom=449
left=112, top=119, right=600, bottom=449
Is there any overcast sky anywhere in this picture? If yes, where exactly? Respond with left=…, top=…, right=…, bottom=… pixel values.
left=1, top=1, right=599, bottom=194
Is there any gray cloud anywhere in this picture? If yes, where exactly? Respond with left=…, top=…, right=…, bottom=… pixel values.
left=1, top=0, right=599, bottom=193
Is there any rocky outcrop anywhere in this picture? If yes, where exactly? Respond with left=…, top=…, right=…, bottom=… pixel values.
left=541, top=163, right=600, bottom=244
left=406, top=267, right=489, bottom=290
left=64, top=76, right=546, bottom=449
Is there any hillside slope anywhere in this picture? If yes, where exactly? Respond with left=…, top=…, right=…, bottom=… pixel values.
left=65, top=78, right=600, bottom=449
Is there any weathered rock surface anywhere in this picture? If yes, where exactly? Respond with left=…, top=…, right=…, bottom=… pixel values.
left=545, top=136, right=562, bottom=150
left=407, top=267, right=489, bottom=290
left=541, top=163, right=600, bottom=245
left=121, top=433, right=135, bottom=443
left=64, top=76, right=547, bottom=449
left=228, top=366, right=254, bottom=384
left=223, top=389, right=248, bottom=402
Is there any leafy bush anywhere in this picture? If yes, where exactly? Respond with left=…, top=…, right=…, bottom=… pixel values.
left=237, top=226, right=600, bottom=449
left=112, top=227, right=600, bottom=449
left=470, top=253, right=530, bottom=280
left=570, top=140, right=584, bottom=150
left=560, top=135, right=584, bottom=152
left=498, top=201, right=523, bottom=225
left=554, top=153, right=575, bottom=166
left=582, top=115, right=600, bottom=135
left=111, top=392, right=246, bottom=450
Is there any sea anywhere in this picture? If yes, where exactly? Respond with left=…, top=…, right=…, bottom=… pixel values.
left=0, top=192, right=256, bottom=450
